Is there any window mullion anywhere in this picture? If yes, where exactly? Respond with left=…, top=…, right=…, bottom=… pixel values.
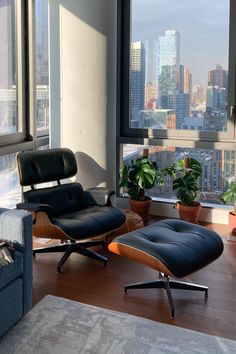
left=27, top=0, right=37, bottom=150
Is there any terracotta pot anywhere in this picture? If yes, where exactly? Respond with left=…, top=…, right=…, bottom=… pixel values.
left=176, top=201, right=201, bottom=224
left=229, top=211, right=236, bottom=234
left=129, top=197, right=152, bottom=223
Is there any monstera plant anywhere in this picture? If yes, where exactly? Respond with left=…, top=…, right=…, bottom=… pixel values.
left=120, top=155, right=161, bottom=222
left=165, top=157, right=202, bottom=223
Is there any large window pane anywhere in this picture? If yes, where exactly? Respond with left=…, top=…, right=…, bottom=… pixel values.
left=130, top=0, right=229, bottom=132
left=35, top=0, right=49, bottom=137
left=0, top=0, right=18, bottom=135
left=122, top=144, right=235, bottom=205
left=0, top=152, right=21, bottom=208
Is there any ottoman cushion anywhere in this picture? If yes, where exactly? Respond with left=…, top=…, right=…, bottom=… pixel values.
left=108, top=219, right=224, bottom=278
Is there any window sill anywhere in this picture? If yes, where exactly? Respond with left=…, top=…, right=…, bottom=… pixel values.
left=116, top=196, right=231, bottom=225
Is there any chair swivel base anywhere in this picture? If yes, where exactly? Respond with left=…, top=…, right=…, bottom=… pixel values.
left=33, top=240, right=108, bottom=272
left=124, top=273, right=208, bottom=318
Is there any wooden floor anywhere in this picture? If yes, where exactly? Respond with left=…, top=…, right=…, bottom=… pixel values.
left=33, top=218, right=236, bottom=341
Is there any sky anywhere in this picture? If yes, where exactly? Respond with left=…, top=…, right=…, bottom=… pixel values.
left=132, top=0, right=229, bottom=87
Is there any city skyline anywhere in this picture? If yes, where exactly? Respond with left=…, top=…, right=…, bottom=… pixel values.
left=130, top=31, right=228, bottom=131
left=132, top=0, right=229, bottom=88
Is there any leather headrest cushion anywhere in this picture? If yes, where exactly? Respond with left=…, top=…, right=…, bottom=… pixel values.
left=17, top=148, right=77, bottom=186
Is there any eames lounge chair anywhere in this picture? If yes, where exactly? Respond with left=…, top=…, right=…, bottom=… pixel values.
left=17, top=148, right=126, bottom=272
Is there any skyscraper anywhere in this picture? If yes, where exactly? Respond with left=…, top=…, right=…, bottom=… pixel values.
left=208, top=64, right=227, bottom=89
left=130, top=41, right=145, bottom=126
left=158, top=30, right=180, bottom=116
left=158, top=30, right=180, bottom=71
left=206, top=86, right=226, bottom=111
left=144, top=39, right=158, bottom=84
left=144, top=39, right=158, bottom=109
left=179, top=65, right=192, bottom=117
left=179, top=65, right=192, bottom=96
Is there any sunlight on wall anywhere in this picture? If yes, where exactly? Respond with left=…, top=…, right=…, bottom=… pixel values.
left=60, top=5, right=107, bottom=188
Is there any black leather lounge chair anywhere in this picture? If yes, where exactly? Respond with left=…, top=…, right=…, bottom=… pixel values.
left=17, top=148, right=126, bottom=272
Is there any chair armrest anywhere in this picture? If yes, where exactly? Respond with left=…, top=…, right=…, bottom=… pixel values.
left=0, top=209, right=33, bottom=313
left=17, top=202, right=55, bottom=218
left=85, top=187, right=115, bottom=206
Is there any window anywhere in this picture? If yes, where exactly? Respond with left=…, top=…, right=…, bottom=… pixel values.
left=35, top=0, right=50, bottom=137
left=121, top=144, right=235, bottom=205
left=0, top=152, right=21, bottom=208
left=118, top=0, right=236, bottom=203
left=119, top=0, right=235, bottom=140
left=0, top=0, right=25, bottom=142
left=0, top=0, right=50, bottom=208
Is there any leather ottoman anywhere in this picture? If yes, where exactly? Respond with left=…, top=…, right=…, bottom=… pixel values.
left=108, top=219, right=224, bottom=317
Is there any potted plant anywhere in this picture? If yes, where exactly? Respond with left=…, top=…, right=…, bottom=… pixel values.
left=120, top=151, right=161, bottom=222
left=165, top=157, right=202, bottom=224
left=220, top=181, right=236, bottom=235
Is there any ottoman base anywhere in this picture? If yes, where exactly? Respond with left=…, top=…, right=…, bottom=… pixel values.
left=124, top=272, right=208, bottom=318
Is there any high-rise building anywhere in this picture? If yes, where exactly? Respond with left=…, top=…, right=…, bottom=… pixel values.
left=144, top=40, right=158, bottom=108
left=175, top=92, right=190, bottom=128
left=144, top=39, right=158, bottom=84
left=158, top=30, right=180, bottom=124
left=158, top=30, right=180, bottom=71
left=130, top=41, right=146, bottom=125
left=179, top=65, right=192, bottom=95
left=206, top=85, right=226, bottom=111
left=159, top=65, right=177, bottom=109
left=145, top=82, right=158, bottom=110
left=208, top=64, right=228, bottom=89
left=179, top=65, right=192, bottom=117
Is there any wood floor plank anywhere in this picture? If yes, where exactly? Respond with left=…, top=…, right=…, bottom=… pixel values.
left=32, top=217, right=236, bottom=340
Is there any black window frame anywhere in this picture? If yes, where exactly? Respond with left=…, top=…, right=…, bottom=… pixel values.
left=117, top=0, right=236, bottom=147
left=0, top=0, right=49, bottom=157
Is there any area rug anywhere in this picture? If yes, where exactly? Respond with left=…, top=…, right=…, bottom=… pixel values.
left=0, top=295, right=235, bottom=354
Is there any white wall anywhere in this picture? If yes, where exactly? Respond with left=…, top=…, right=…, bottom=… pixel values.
left=49, top=0, right=117, bottom=189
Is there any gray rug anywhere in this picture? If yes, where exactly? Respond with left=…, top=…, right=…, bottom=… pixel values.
left=0, top=295, right=235, bottom=354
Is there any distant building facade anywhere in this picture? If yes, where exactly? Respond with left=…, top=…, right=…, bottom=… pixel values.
left=130, top=41, right=146, bottom=125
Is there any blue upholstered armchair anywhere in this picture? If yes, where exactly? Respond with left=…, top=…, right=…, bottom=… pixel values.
left=0, top=208, right=32, bottom=338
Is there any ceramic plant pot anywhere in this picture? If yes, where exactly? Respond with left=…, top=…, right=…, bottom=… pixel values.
left=129, top=197, right=152, bottom=223
left=176, top=201, right=201, bottom=224
left=229, top=211, right=236, bottom=234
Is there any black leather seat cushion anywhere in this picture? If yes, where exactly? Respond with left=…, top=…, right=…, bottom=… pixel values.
left=53, top=207, right=126, bottom=239
left=110, top=219, right=224, bottom=278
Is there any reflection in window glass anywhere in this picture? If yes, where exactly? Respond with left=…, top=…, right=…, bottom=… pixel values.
left=122, top=144, right=235, bottom=205
left=0, top=0, right=18, bottom=135
left=0, top=153, right=21, bottom=208
left=130, top=0, right=229, bottom=132
left=35, top=0, right=49, bottom=137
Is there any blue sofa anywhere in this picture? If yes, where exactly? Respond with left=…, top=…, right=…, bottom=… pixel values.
left=0, top=208, right=32, bottom=338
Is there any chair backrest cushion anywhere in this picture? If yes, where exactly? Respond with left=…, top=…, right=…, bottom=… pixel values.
left=24, top=183, right=86, bottom=216
left=17, top=148, right=77, bottom=186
